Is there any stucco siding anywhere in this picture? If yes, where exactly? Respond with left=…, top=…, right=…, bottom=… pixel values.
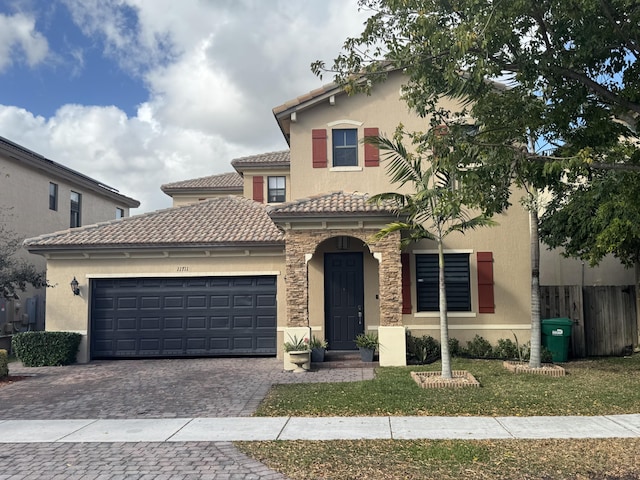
left=288, top=73, right=467, bottom=200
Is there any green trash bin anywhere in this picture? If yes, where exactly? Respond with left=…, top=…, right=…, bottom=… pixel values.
left=541, top=318, right=573, bottom=362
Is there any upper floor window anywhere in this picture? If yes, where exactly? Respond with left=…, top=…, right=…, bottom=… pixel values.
left=332, top=129, right=358, bottom=167
left=267, top=176, right=286, bottom=203
left=70, top=191, right=82, bottom=228
left=415, top=253, right=471, bottom=312
left=49, top=182, right=58, bottom=211
left=116, top=207, right=125, bottom=219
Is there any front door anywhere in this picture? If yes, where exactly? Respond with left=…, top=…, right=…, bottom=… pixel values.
left=325, top=252, right=364, bottom=350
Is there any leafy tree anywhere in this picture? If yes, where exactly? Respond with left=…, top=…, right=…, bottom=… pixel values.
left=370, top=127, right=496, bottom=379
left=540, top=152, right=640, bottom=269
left=0, top=216, right=48, bottom=300
left=314, top=0, right=639, bottom=366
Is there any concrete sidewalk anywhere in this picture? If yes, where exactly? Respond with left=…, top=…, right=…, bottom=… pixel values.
left=2, top=414, right=640, bottom=443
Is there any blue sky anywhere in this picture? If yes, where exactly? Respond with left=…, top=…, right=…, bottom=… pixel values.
left=0, top=0, right=369, bottom=212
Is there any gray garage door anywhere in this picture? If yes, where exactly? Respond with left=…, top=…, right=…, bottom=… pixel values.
left=90, top=276, right=277, bottom=359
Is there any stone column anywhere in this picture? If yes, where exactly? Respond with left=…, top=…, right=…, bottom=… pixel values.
left=373, top=229, right=402, bottom=326
left=284, top=230, right=309, bottom=327
left=371, top=229, right=406, bottom=366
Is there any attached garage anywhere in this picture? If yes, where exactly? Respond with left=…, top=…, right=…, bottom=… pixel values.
left=90, top=276, right=277, bottom=358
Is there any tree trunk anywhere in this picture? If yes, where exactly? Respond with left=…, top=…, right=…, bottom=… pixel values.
left=438, top=238, right=453, bottom=379
left=529, top=205, right=542, bottom=368
left=634, top=262, right=640, bottom=349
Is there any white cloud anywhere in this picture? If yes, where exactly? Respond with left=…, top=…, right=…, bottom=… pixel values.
left=0, top=1, right=370, bottom=212
left=0, top=12, right=48, bottom=72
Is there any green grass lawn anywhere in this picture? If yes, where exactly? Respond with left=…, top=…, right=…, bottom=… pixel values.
left=255, top=355, right=640, bottom=416
left=240, top=355, right=640, bottom=479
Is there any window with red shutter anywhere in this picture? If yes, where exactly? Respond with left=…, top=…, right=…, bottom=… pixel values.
left=477, top=252, right=495, bottom=313
left=364, top=127, right=380, bottom=167
left=312, top=129, right=327, bottom=168
left=252, top=176, right=264, bottom=203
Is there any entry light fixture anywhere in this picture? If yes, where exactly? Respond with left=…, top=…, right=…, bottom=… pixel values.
left=70, top=277, right=80, bottom=296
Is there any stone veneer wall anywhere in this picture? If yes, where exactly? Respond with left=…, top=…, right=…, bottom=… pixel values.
left=284, top=228, right=402, bottom=327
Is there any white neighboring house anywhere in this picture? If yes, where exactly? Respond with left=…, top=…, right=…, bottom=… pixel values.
left=0, top=136, right=140, bottom=334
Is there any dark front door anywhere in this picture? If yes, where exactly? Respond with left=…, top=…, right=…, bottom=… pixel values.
left=325, top=252, right=364, bottom=350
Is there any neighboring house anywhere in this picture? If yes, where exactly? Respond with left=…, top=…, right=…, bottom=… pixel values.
left=0, top=136, right=140, bottom=333
left=25, top=71, right=541, bottom=365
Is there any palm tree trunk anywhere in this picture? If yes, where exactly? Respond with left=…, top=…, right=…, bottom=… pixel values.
left=529, top=204, right=542, bottom=368
left=438, top=238, right=453, bottom=379
left=635, top=262, right=640, bottom=348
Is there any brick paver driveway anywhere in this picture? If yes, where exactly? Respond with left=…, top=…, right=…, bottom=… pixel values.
left=0, top=358, right=374, bottom=479
left=2, top=357, right=373, bottom=419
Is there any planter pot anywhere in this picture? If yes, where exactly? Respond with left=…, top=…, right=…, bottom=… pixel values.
left=287, top=350, right=311, bottom=372
left=311, top=348, right=326, bottom=363
left=358, top=347, right=375, bottom=362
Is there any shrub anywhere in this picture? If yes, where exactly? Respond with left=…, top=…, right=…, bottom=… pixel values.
left=466, top=335, right=494, bottom=358
left=448, top=337, right=463, bottom=357
left=516, top=341, right=555, bottom=364
left=493, top=338, right=520, bottom=360
left=0, top=349, right=7, bottom=378
left=406, top=332, right=440, bottom=364
left=12, top=331, right=82, bottom=367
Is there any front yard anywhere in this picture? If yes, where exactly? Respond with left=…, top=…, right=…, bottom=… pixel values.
left=238, top=355, right=640, bottom=479
left=255, top=355, right=640, bottom=417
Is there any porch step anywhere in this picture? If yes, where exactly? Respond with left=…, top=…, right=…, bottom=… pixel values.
left=313, top=350, right=379, bottom=369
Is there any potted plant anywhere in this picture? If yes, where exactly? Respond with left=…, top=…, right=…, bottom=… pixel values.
left=309, top=336, right=328, bottom=362
left=283, top=334, right=310, bottom=372
left=355, top=332, right=378, bottom=362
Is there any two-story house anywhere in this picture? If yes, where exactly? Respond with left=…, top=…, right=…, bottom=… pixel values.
left=0, top=136, right=139, bottom=334
left=25, top=71, right=533, bottom=365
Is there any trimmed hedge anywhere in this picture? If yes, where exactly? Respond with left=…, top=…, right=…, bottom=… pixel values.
left=12, top=332, right=82, bottom=367
left=0, top=349, right=7, bottom=378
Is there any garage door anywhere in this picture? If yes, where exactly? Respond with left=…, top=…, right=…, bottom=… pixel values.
left=90, top=276, right=277, bottom=359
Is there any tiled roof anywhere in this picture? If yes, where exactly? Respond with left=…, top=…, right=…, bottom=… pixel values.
left=161, top=172, right=243, bottom=193
left=230, top=151, right=290, bottom=169
left=272, top=82, right=341, bottom=115
left=267, top=191, right=398, bottom=218
left=25, top=196, right=283, bottom=250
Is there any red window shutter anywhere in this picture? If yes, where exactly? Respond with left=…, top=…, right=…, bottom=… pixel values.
left=477, top=252, right=494, bottom=313
left=364, top=127, right=380, bottom=167
left=401, top=253, right=412, bottom=314
left=312, top=129, right=327, bottom=168
left=252, top=176, right=264, bottom=203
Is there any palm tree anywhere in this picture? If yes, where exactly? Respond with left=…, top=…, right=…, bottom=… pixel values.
left=369, top=130, right=497, bottom=379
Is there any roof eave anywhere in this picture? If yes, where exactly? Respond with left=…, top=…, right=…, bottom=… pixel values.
left=26, top=240, right=285, bottom=254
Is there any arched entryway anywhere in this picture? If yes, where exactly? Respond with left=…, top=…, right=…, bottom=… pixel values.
left=313, top=236, right=376, bottom=350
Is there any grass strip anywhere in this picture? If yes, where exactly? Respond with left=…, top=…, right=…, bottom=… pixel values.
left=237, top=438, right=640, bottom=480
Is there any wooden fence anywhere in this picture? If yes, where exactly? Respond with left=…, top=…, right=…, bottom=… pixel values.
left=540, top=285, right=637, bottom=357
